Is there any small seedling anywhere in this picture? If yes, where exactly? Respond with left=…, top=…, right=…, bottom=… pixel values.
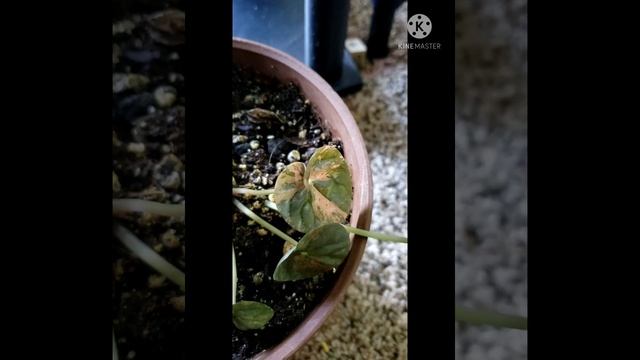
left=233, top=145, right=407, bottom=283
left=232, top=144, right=527, bottom=331
left=232, top=145, right=409, bottom=330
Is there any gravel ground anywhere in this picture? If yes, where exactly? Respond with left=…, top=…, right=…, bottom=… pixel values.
left=454, top=0, right=527, bottom=359
left=293, top=0, right=527, bottom=359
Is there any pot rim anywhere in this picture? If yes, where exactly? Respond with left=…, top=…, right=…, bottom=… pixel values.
left=232, top=37, right=373, bottom=360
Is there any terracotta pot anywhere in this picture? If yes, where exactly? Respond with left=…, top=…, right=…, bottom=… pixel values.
left=233, top=38, right=373, bottom=359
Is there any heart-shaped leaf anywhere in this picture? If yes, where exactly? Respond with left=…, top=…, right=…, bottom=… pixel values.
left=232, top=301, right=274, bottom=330
left=273, top=223, right=351, bottom=281
left=274, top=145, right=352, bottom=233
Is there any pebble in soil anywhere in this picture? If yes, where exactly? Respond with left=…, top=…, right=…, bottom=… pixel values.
left=232, top=65, right=346, bottom=360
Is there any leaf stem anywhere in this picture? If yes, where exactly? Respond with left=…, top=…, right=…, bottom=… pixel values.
left=232, top=188, right=275, bottom=196
left=113, top=199, right=185, bottom=218
left=232, top=245, right=237, bottom=305
left=113, top=223, right=186, bottom=290
left=342, top=225, right=407, bottom=243
left=232, top=199, right=298, bottom=246
left=455, top=305, right=527, bottom=330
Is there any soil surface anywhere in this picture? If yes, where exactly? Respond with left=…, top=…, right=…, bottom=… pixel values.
left=112, top=7, right=343, bottom=358
left=112, top=7, right=186, bottom=360
left=231, top=66, right=342, bottom=359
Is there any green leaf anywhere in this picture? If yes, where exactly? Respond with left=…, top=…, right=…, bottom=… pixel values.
left=273, top=223, right=351, bottom=281
left=274, top=145, right=352, bottom=233
left=232, top=301, right=274, bottom=330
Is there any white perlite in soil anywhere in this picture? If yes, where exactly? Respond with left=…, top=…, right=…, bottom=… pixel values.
left=293, top=0, right=526, bottom=359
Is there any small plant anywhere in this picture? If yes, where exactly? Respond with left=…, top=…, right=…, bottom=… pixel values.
left=232, top=145, right=527, bottom=331
left=231, top=145, right=407, bottom=330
